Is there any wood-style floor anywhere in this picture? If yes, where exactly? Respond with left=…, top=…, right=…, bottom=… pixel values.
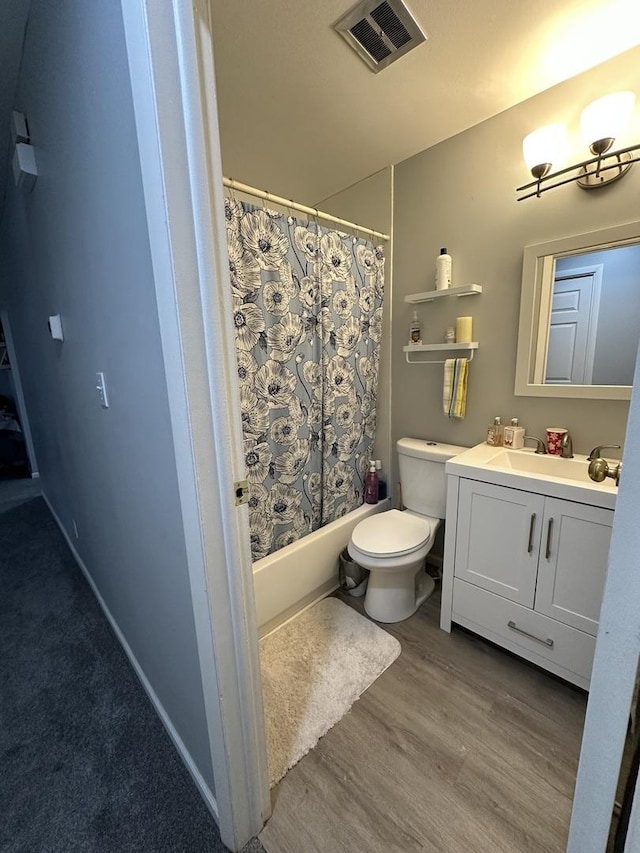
left=259, top=588, right=588, bottom=853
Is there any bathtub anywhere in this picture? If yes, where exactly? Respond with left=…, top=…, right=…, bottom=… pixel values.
left=253, top=498, right=390, bottom=637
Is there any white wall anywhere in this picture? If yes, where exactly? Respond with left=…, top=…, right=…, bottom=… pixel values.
left=0, top=0, right=214, bottom=792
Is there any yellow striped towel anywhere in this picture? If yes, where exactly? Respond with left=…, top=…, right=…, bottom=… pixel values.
left=443, top=358, right=468, bottom=420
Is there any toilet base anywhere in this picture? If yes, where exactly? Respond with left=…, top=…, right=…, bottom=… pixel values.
left=364, top=563, right=435, bottom=623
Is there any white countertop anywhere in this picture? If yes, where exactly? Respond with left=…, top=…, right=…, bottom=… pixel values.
left=446, top=443, right=617, bottom=510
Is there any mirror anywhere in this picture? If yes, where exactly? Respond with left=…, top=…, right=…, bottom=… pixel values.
left=515, top=220, right=640, bottom=400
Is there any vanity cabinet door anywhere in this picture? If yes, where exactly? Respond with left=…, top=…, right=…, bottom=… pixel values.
left=454, top=480, right=545, bottom=607
left=534, top=498, right=613, bottom=636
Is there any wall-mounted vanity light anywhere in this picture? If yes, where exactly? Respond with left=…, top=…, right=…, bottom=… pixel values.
left=517, top=91, right=639, bottom=201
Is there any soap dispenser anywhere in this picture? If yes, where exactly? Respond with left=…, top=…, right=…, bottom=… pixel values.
left=375, top=460, right=387, bottom=500
left=503, top=418, right=525, bottom=449
left=486, top=416, right=504, bottom=447
left=364, top=460, right=379, bottom=504
left=409, top=310, right=422, bottom=345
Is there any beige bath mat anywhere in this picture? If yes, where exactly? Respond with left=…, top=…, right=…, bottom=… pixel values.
left=259, top=597, right=401, bottom=787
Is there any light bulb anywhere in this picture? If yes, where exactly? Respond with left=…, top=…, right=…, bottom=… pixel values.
left=522, top=124, right=568, bottom=178
left=580, top=92, right=636, bottom=154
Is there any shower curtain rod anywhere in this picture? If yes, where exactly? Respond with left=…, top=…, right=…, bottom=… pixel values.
left=223, top=177, right=390, bottom=242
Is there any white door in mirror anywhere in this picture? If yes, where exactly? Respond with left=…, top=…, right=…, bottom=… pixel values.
left=546, top=268, right=599, bottom=384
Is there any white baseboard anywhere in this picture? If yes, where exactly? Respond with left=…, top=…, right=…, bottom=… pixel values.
left=42, top=491, right=219, bottom=822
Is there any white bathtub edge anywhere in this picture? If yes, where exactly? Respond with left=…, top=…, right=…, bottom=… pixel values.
left=259, top=578, right=340, bottom=639
left=253, top=499, right=390, bottom=637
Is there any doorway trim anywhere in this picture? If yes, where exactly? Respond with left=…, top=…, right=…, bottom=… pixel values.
left=567, top=347, right=640, bottom=848
left=0, top=310, right=39, bottom=477
left=120, top=1, right=270, bottom=849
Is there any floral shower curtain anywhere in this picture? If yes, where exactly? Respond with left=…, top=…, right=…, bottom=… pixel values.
left=225, top=198, right=384, bottom=561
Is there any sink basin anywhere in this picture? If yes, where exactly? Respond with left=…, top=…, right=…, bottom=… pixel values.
left=484, top=448, right=601, bottom=485
left=446, top=443, right=617, bottom=509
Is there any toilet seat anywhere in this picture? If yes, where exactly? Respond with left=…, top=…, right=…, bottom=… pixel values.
left=351, top=509, right=437, bottom=559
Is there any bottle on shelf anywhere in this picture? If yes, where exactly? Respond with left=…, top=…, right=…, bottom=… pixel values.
left=486, top=416, right=504, bottom=447
left=435, top=247, right=452, bottom=291
left=364, top=460, right=379, bottom=504
left=409, top=310, right=422, bottom=345
left=503, top=418, right=526, bottom=449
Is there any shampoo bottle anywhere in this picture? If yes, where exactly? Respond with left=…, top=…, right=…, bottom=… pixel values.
left=409, top=310, right=422, bottom=345
left=486, top=416, right=504, bottom=447
left=503, top=418, right=525, bottom=449
left=364, top=460, right=379, bottom=504
left=435, top=247, right=452, bottom=291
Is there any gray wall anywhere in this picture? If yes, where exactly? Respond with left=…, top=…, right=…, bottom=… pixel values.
left=0, top=0, right=214, bottom=791
left=320, top=167, right=394, bottom=484
left=556, top=246, right=640, bottom=386
left=0, top=0, right=30, bottom=212
left=391, top=46, right=639, bottom=481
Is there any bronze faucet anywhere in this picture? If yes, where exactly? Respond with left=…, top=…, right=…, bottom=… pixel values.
left=587, top=444, right=621, bottom=462
left=560, top=432, right=574, bottom=459
left=524, top=435, right=547, bottom=454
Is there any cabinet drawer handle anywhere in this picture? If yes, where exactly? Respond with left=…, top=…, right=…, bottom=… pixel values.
left=527, top=513, right=536, bottom=553
left=545, top=517, right=554, bottom=559
left=507, top=620, right=554, bottom=648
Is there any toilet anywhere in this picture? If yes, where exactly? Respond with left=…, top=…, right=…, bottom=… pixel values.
left=348, top=438, right=466, bottom=623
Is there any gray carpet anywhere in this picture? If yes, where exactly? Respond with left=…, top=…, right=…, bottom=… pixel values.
left=0, top=497, right=266, bottom=853
left=0, top=475, right=41, bottom=514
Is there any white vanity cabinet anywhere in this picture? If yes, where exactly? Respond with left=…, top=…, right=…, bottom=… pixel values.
left=442, top=476, right=614, bottom=689
left=453, top=481, right=544, bottom=607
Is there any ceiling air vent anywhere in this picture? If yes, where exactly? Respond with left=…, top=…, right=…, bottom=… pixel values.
left=333, top=0, right=427, bottom=73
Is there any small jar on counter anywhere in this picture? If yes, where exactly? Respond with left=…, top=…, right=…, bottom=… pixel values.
left=486, top=416, right=504, bottom=447
left=503, top=418, right=526, bottom=449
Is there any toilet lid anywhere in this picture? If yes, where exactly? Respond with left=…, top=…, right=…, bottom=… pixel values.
left=351, top=509, right=436, bottom=558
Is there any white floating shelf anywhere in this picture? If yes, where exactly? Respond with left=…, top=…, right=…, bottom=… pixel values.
left=403, top=342, right=478, bottom=352
left=404, top=284, right=482, bottom=303
left=403, top=342, right=479, bottom=364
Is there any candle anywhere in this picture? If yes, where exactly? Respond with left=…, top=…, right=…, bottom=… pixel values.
left=456, top=316, right=473, bottom=343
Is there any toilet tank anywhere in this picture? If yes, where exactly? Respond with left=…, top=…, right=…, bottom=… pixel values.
left=397, top=438, right=467, bottom=518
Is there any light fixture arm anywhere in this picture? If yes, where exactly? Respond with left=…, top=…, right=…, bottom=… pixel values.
left=590, top=137, right=614, bottom=157
left=516, top=142, right=640, bottom=201
left=518, top=91, right=637, bottom=201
